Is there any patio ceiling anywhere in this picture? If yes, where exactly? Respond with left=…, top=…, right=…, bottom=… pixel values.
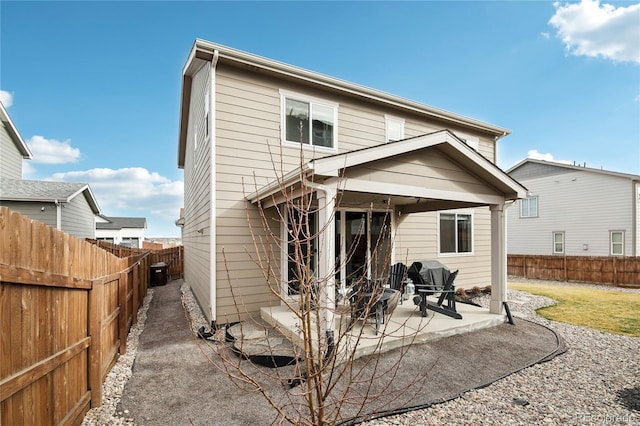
left=246, top=130, right=527, bottom=213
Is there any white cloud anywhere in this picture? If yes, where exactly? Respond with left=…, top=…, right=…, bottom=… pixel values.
left=527, top=150, right=573, bottom=164
left=0, top=90, right=14, bottom=107
left=549, top=0, right=640, bottom=63
left=27, top=135, right=81, bottom=164
left=46, top=167, right=184, bottom=222
left=540, top=32, right=551, bottom=39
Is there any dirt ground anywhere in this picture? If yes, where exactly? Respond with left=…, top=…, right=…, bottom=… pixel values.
left=117, top=280, right=564, bottom=425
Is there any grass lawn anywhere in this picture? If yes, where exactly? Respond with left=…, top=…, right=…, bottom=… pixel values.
left=509, top=282, right=640, bottom=337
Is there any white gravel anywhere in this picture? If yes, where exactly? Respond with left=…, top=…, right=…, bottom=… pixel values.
left=81, top=289, right=154, bottom=426
left=82, top=281, right=640, bottom=425
left=363, top=280, right=640, bottom=426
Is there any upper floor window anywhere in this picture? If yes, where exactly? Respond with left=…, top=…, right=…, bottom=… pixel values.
left=385, top=115, right=405, bottom=142
left=520, top=196, right=538, bottom=218
left=610, top=231, right=624, bottom=256
left=439, top=211, right=473, bottom=255
left=553, top=231, right=564, bottom=254
left=281, top=91, right=337, bottom=150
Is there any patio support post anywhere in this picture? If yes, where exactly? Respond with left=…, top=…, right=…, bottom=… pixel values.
left=490, top=203, right=507, bottom=314
left=307, top=181, right=336, bottom=348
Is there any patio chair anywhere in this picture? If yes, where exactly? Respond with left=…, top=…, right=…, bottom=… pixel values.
left=348, top=279, right=400, bottom=335
left=388, top=262, right=408, bottom=304
left=407, top=260, right=462, bottom=319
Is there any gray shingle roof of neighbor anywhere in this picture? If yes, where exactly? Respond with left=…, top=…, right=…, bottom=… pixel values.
left=96, top=216, right=147, bottom=230
left=507, top=158, right=640, bottom=180
left=0, top=178, right=101, bottom=213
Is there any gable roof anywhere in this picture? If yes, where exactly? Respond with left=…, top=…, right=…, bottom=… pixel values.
left=0, top=102, right=32, bottom=159
left=0, top=178, right=101, bottom=213
left=248, top=129, right=527, bottom=207
left=96, top=216, right=147, bottom=230
left=178, top=39, right=511, bottom=168
left=507, top=158, right=640, bottom=181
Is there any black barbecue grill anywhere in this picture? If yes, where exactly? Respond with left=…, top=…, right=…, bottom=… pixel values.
left=407, top=260, right=462, bottom=319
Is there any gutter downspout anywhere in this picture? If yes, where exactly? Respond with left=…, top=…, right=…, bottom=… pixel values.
left=633, top=180, right=639, bottom=256
left=55, top=200, right=62, bottom=230
left=305, top=180, right=336, bottom=353
left=209, top=50, right=219, bottom=327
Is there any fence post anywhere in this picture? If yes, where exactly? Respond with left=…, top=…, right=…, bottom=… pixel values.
left=613, top=256, right=617, bottom=286
left=132, top=262, right=139, bottom=324
left=88, top=279, right=104, bottom=407
left=118, top=272, right=128, bottom=355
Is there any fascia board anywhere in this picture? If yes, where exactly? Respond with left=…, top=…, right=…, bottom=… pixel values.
left=194, top=39, right=510, bottom=137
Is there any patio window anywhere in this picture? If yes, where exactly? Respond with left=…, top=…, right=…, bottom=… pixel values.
left=520, top=196, right=538, bottom=218
left=385, top=115, right=404, bottom=142
left=610, top=231, right=624, bottom=256
left=553, top=232, right=564, bottom=254
left=439, top=212, right=472, bottom=254
left=281, top=91, right=337, bottom=150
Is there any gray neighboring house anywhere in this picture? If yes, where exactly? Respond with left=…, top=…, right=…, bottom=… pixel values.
left=507, top=158, right=640, bottom=257
left=95, top=215, right=147, bottom=248
left=1, top=101, right=32, bottom=179
left=0, top=178, right=101, bottom=240
left=0, top=101, right=101, bottom=240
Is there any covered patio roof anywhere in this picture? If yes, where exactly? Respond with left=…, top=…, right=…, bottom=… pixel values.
left=246, top=130, right=527, bottom=211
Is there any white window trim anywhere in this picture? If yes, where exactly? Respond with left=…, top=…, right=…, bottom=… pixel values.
left=610, top=230, right=624, bottom=256
left=437, top=210, right=474, bottom=257
left=520, top=196, right=538, bottom=218
left=553, top=231, right=565, bottom=254
left=384, top=114, right=405, bottom=143
left=280, top=89, right=338, bottom=153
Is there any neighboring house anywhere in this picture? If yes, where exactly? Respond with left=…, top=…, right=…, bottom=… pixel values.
left=177, top=40, right=527, bottom=329
left=0, top=101, right=101, bottom=240
left=1, top=101, right=32, bottom=179
left=507, top=158, right=640, bottom=257
left=0, top=178, right=101, bottom=240
left=95, top=215, right=147, bottom=248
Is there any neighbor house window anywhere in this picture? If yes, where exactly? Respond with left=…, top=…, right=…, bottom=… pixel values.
left=439, top=212, right=472, bottom=254
left=520, top=196, right=538, bottom=218
left=281, top=91, right=337, bottom=149
left=610, top=231, right=624, bottom=256
left=385, top=115, right=404, bottom=142
left=553, top=232, right=564, bottom=254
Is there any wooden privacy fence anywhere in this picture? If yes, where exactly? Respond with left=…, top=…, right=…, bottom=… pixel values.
left=86, top=239, right=184, bottom=280
left=508, top=254, right=640, bottom=287
left=0, top=207, right=153, bottom=426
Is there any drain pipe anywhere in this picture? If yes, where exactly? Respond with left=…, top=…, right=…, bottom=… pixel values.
left=209, top=49, right=219, bottom=328
left=305, top=180, right=336, bottom=356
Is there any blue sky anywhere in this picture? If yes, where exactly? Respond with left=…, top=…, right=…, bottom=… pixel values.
left=1, top=1, right=638, bottom=237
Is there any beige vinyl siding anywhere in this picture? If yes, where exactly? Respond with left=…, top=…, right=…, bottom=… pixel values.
left=344, top=149, right=502, bottom=197
left=394, top=208, right=491, bottom=289
left=210, top=63, right=499, bottom=319
left=182, top=61, right=214, bottom=321
left=507, top=168, right=635, bottom=256
left=60, top=194, right=95, bottom=239
left=1, top=122, right=24, bottom=179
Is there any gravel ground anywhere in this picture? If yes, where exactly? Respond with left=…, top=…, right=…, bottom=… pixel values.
left=363, top=280, right=640, bottom=426
left=82, top=280, right=639, bottom=425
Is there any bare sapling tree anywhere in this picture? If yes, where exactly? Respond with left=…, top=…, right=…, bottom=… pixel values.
left=191, top=131, right=432, bottom=425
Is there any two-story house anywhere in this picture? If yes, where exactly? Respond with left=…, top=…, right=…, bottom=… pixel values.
left=507, top=158, right=640, bottom=257
left=177, top=40, right=527, bottom=332
left=0, top=102, right=101, bottom=240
